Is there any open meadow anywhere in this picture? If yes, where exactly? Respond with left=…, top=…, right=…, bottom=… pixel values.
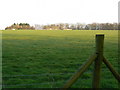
left=2, top=30, right=118, bottom=88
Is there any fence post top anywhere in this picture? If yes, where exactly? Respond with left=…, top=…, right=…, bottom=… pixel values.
left=96, top=34, right=104, bottom=36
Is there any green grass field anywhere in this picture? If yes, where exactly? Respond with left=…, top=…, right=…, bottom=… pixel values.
left=2, top=30, right=118, bottom=88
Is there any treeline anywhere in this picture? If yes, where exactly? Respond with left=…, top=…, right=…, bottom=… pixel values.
left=5, top=23, right=35, bottom=30
left=35, top=23, right=120, bottom=30
left=5, top=23, right=120, bottom=30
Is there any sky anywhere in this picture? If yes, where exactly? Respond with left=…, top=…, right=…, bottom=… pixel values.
left=0, top=0, right=119, bottom=29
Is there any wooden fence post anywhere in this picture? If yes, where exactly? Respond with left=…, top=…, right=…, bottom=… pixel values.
left=62, top=54, right=97, bottom=88
left=92, top=34, right=104, bottom=88
left=103, top=57, right=120, bottom=83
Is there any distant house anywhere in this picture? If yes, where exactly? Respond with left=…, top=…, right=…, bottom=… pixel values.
left=5, top=23, right=35, bottom=30
left=64, top=29, right=72, bottom=30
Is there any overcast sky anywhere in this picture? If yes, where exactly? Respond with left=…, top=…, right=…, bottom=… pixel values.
left=0, top=0, right=119, bottom=29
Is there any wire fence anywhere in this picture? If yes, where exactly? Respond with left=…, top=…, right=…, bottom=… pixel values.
left=2, top=72, right=75, bottom=78
left=2, top=82, right=63, bottom=88
left=2, top=72, right=75, bottom=88
left=2, top=71, right=93, bottom=88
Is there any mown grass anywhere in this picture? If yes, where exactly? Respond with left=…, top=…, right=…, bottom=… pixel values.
left=2, top=30, right=118, bottom=88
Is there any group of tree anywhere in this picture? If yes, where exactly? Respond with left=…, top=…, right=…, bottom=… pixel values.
left=5, top=23, right=120, bottom=30
left=5, top=23, right=35, bottom=30
left=35, top=23, right=120, bottom=30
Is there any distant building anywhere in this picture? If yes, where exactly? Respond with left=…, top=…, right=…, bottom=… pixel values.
left=35, top=24, right=43, bottom=30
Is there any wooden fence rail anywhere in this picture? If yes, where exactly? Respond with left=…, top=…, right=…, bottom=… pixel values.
left=62, top=34, right=120, bottom=89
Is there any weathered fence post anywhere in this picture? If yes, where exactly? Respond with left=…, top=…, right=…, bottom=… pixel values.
left=92, top=34, right=104, bottom=88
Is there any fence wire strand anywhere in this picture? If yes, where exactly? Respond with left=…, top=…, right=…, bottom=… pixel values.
left=3, top=72, right=75, bottom=78
left=2, top=71, right=93, bottom=88
left=2, top=81, right=64, bottom=88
